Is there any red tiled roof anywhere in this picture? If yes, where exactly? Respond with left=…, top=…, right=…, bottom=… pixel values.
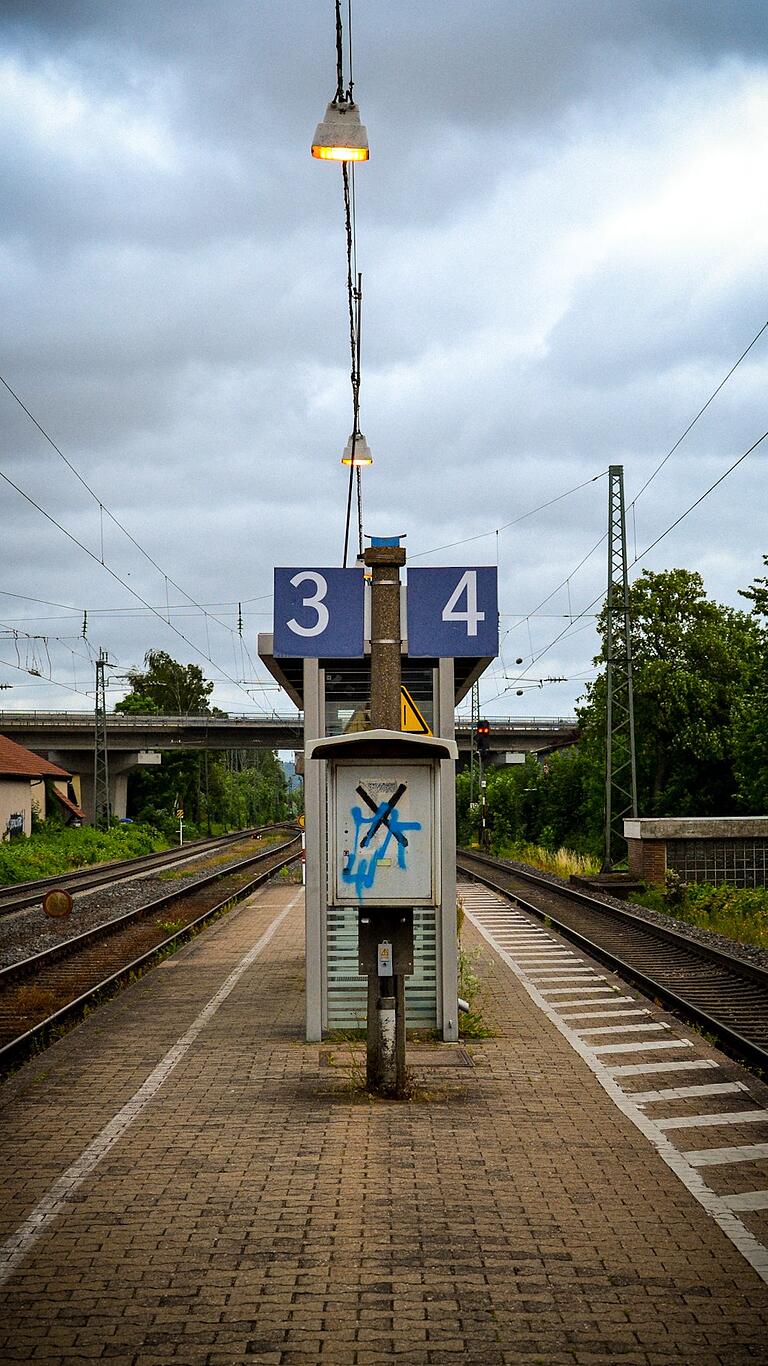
left=0, top=734, right=70, bottom=779
left=52, top=788, right=86, bottom=821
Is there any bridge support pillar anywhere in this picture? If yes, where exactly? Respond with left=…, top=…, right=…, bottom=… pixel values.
left=46, top=750, right=161, bottom=825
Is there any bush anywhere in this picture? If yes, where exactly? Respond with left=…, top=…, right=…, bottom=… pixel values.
left=0, top=823, right=168, bottom=886
left=633, top=880, right=768, bottom=949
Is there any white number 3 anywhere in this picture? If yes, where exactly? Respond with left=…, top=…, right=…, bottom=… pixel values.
left=287, top=571, right=330, bottom=637
left=441, top=570, right=485, bottom=637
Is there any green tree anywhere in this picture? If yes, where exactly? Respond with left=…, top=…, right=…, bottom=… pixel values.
left=733, top=555, right=768, bottom=811
left=579, top=568, right=763, bottom=818
left=466, top=566, right=766, bottom=859
left=115, top=651, right=216, bottom=830
left=115, top=650, right=214, bottom=716
left=113, top=653, right=293, bottom=834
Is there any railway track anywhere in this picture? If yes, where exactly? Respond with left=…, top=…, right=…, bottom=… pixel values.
left=458, top=847, right=768, bottom=1073
left=0, top=822, right=298, bottom=917
left=0, top=834, right=301, bottom=1071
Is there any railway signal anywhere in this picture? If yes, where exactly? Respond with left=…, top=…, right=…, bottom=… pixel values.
left=476, top=718, right=491, bottom=755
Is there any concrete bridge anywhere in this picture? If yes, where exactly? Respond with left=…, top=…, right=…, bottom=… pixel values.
left=0, top=711, right=579, bottom=820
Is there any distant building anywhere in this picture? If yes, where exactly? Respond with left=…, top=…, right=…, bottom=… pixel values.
left=0, top=734, right=86, bottom=839
left=280, top=759, right=303, bottom=793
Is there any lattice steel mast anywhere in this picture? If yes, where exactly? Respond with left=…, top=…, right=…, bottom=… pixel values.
left=602, top=465, right=638, bottom=870
left=94, top=648, right=112, bottom=831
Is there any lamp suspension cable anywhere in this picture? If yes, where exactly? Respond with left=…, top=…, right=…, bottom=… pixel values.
left=339, top=0, right=365, bottom=566
left=313, top=0, right=371, bottom=564
left=341, top=191, right=361, bottom=566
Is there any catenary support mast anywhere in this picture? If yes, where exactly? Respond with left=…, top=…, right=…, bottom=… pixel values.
left=93, top=649, right=112, bottom=831
left=602, top=465, right=638, bottom=870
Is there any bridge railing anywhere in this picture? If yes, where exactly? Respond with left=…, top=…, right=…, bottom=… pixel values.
left=1, top=710, right=577, bottom=732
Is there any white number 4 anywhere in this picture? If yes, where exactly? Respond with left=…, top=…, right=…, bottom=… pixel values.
left=441, top=570, right=485, bottom=637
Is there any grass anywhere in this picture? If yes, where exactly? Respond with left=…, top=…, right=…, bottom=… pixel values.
left=458, top=960, right=494, bottom=1037
left=634, top=879, right=768, bottom=950
left=493, top=839, right=600, bottom=880
left=157, top=834, right=281, bottom=880
left=0, top=823, right=168, bottom=886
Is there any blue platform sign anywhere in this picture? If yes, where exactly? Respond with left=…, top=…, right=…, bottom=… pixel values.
left=407, top=567, right=498, bottom=658
left=273, top=568, right=364, bottom=657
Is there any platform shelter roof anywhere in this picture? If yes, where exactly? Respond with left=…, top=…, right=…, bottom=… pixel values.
left=256, top=633, right=492, bottom=712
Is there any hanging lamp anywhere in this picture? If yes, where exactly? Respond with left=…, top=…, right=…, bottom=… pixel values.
left=312, top=96, right=369, bottom=161
left=341, top=431, right=373, bottom=465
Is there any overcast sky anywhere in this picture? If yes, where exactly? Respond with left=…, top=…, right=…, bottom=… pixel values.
left=1, top=0, right=767, bottom=725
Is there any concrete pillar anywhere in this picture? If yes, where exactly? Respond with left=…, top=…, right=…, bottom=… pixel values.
left=303, top=659, right=325, bottom=1042
left=437, top=658, right=459, bottom=1042
left=364, top=544, right=405, bottom=729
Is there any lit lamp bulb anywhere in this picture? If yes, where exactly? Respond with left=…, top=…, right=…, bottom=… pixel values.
left=341, top=431, right=373, bottom=466
left=312, top=97, right=369, bottom=162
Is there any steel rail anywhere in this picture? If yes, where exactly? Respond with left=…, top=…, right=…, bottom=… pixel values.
left=458, top=848, right=768, bottom=1073
left=0, top=838, right=301, bottom=1071
left=0, top=823, right=297, bottom=917
left=0, top=835, right=299, bottom=986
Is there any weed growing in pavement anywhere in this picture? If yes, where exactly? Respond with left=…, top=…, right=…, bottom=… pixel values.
left=277, top=863, right=302, bottom=884
left=456, top=893, right=465, bottom=936
left=458, top=945, right=493, bottom=1039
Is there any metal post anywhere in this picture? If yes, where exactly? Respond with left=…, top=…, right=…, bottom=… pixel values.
left=363, top=542, right=406, bottom=1096
left=93, top=648, right=111, bottom=831
left=602, top=466, right=638, bottom=870
left=469, top=680, right=479, bottom=805
left=479, top=757, right=488, bottom=851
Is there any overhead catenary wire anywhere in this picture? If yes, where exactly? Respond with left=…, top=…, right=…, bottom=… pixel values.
left=0, top=654, right=95, bottom=701
left=628, top=318, right=768, bottom=510
left=409, top=470, right=607, bottom=560
left=489, top=329, right=768, bottom=705
left=0, top=371, right=242, bottom=647
left=0, top=465, right=271, bottom=713
left=501, top=425, right=768, bottom=696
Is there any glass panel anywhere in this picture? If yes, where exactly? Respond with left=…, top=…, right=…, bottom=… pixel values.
left=323, top=658, right=437, bottom=736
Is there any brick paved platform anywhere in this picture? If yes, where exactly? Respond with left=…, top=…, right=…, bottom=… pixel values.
left=2, top=880, right=768, bottom=1364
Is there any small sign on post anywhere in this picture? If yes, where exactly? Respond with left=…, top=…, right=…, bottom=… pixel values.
left=377, top=940, right=393, bottom=976
left=406, top=566, right=498, bottom=657
left=400, top=686, right=431, bottom=735
left=273, top=568, right=365, bottom=657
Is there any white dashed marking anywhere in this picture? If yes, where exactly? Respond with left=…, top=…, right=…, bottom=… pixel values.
left=460, top=879, right=768, bottom=1285
left=630, top=1082, right=748, bottom=1104
left=609, top=1059, right=718, bottom=1077
left=655, top=1109, right=768, bottom=1131
left=561, top=1009, right=650, bottom=1021
left=684, top=1144, right=768, bottom=1167
left=720, top=1191, right=768, bottom=1212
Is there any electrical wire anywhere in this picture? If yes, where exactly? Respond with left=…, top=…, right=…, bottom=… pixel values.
left=0, top=372, right=244, bottom=648
left=409, top=471, right=607, bottom=560
left=629, top=318, right=768, bottom=510
left=631, top=427, right=768, bottom=564
left=0, top=654, right=94, bottom=700
left=502, top=425, right=768, bottom=695
left=0, top=465, right=271, bottom=712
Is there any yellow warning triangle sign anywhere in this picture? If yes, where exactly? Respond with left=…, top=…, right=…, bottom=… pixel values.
left=400, top=685, right=432, bottom=735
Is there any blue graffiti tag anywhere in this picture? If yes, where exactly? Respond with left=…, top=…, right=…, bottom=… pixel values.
left=342, top=801, right=422, bottom=899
